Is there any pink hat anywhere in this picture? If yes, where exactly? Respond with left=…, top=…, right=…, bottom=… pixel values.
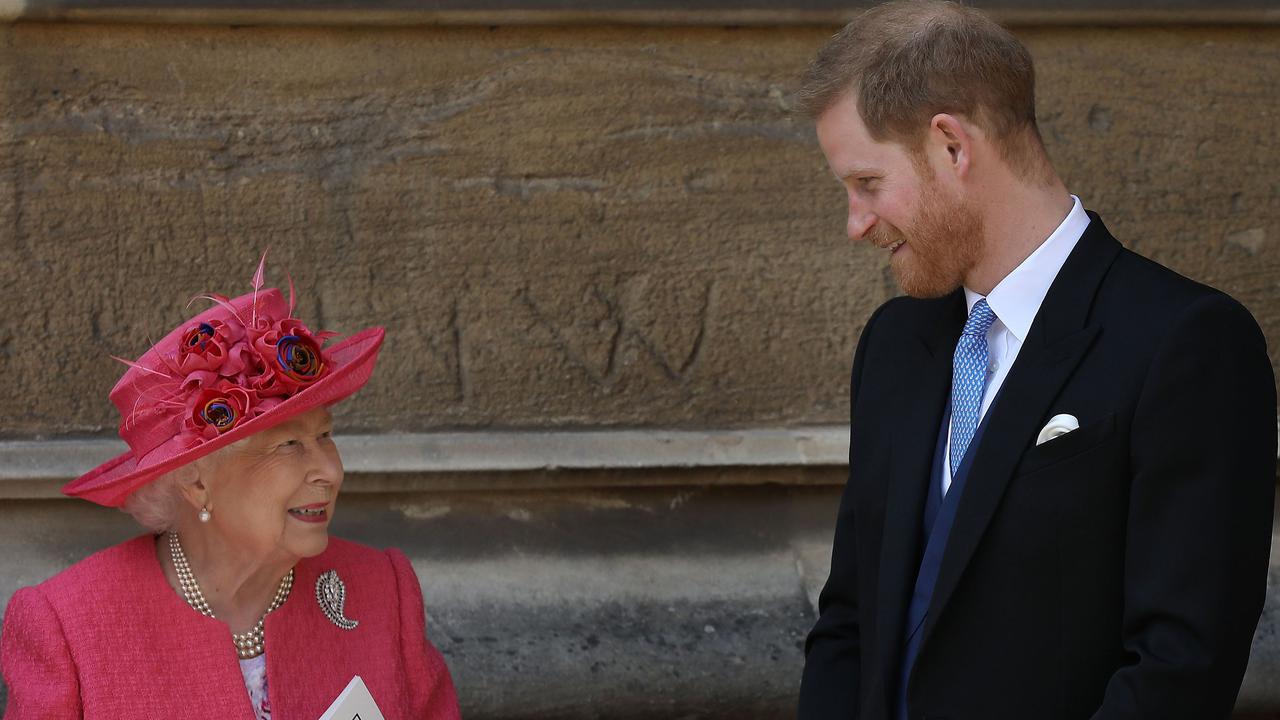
left=63, top=261, right=385, bottom=507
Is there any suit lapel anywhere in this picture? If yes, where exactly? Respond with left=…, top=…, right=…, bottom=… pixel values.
left=917, top=215, right=1122, bottom=655
left=874, top=290, right=965, bottom=704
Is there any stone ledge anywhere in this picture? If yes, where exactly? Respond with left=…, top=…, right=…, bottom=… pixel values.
left=4, top=420, right=1277, bottom=498
left=0, top=426, right=851, bottom=497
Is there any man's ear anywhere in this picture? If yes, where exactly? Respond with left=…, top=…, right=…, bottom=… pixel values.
left=929, top=113, right=973, bottom=180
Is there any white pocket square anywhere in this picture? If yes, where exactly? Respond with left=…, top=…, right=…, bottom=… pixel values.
left=1036, top=413, right=1080, bottom=446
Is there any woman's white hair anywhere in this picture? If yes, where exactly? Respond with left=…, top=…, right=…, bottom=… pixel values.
left=120, top=439, right=247, bottom=532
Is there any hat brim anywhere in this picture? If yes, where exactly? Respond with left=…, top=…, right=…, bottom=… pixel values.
left=62, top=327, right=385, bottom=507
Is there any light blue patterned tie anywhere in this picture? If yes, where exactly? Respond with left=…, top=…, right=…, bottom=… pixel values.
left=949, top=299, right=998, bottom=477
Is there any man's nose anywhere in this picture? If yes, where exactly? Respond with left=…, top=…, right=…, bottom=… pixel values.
left=846, top=198, right=877, bottom=242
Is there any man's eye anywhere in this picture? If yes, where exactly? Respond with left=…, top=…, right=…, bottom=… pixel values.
left=318, top=431, right=333, bottom=441
left=277, top=439, right=300, bottom=449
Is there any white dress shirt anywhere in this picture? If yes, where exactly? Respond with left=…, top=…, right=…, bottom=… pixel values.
left=941, top=195, right=1091, bottom=495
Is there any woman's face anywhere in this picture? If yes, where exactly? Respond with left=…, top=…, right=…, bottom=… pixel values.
left=202, top=407, right=344, bottom=563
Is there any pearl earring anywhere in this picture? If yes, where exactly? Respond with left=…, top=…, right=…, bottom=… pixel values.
left=199, top=506, right=211, bottom=523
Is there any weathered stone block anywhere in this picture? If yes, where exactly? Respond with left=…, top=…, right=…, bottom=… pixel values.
left=1, top=24, right=1275, bottom=437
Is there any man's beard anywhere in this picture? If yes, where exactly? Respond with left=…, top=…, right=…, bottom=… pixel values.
left=869, top=185, right=984, bottom=299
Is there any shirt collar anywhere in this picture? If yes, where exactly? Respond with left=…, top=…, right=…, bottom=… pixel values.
left=964, top=195, right=1090, bottom=342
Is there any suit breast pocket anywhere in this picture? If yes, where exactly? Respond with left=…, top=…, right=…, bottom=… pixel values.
left=1015, top=412, right=1117, bottom=477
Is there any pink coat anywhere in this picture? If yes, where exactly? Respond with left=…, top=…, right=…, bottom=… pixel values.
left=1, top=535, right=461, bottom=719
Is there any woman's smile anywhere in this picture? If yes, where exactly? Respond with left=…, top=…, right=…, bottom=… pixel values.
left=287, top=502, right=330, bottom=523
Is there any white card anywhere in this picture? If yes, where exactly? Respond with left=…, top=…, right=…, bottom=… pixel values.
left=317, top=675, right=385, bottom=720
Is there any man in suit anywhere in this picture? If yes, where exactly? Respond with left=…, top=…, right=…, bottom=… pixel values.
left=795, top=2, right=1277, bottom=719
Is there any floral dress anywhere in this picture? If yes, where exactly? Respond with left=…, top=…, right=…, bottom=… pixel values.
left=239, top=655, right=271, bottom=720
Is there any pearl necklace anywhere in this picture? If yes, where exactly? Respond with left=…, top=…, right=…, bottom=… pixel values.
left=167, top=532, right=294, bottom=660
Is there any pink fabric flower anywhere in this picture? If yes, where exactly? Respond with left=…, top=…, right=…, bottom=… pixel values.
left=175, top=318, right=248, bottom=375
left=183, top=383, right=256, bottom=444
left=247, top=319, right=330, bottom=397
left=165, top=303, right=331, bottom=449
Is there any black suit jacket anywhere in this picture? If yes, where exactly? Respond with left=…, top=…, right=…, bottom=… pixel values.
left=798, top=214, right=1277, bottom=720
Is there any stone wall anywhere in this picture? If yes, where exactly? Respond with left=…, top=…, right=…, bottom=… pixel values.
left=2, top=22, right=1277, bottom=437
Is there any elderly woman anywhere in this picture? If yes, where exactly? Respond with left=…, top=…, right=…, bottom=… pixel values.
left=1, top=262, right=460, bottom=719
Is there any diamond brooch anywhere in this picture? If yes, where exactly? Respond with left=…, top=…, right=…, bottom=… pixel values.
left=316, top=569, right=359, bottom=631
